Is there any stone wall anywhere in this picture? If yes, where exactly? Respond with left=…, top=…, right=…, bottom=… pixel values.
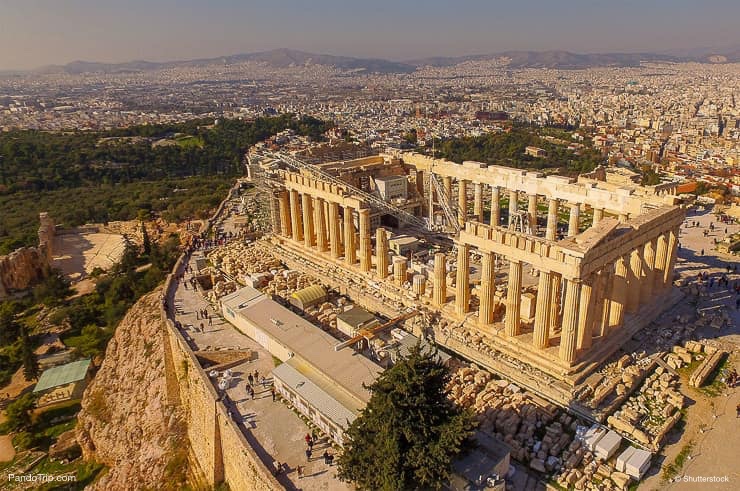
left=158, top=179, right=282, bottom=490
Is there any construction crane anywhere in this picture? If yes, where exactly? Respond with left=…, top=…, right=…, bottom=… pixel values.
left=334, top=309, right=419, bottom=351
left=259, top=150, right=433, bottom=233
left=428, top=172, right=460, bottom=232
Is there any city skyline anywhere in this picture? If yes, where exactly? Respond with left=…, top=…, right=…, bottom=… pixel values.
left=2, top=0, right=740, bottom=71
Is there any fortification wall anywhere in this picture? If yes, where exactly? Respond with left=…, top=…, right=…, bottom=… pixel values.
left=159, top=179, right=281, bottom=490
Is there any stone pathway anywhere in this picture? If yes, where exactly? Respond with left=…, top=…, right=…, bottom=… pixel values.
left=172, top=254, right=350, bottom=491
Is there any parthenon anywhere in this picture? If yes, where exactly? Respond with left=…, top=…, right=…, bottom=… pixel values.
left=259, top=151, right=684, bottom=390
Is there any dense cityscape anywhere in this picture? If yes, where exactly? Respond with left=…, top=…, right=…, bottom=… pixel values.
left=0, top=3, right=739, bottom=491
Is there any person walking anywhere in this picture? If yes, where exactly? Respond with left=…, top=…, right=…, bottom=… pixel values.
left=297, top=465, right=304, bottom=479
left=305, top=448, right=312, bottom=461
left=323, top=450, right=330, bottom=465
left=199, top=323, right=204, bottom=333
left=208, top=315, right=213, bottom=326
left=271, top=387, right=276, bottom=401
left=248, top=373, right=254, bottom=386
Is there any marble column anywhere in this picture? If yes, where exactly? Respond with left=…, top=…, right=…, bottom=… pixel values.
left=393, top=256, right=407, bottom=286
left=328, top=202, right=342, bottom=259
left=505, top=260, right=522, bottom=336
left=592, top=208, right=604, bottom=225
left=626, top=248, right=643, bottom=313
left=278, top=190, right=291, bottom=238
left=490, top=186, right=501, bottom=227
left=608, top=255, right=629, bottom=330
left=546, top=198, right=558, bottom=241
left=478, top=251, right=495, bottom=327
left=433, top=252, right=447, bottom=306
left=344, top=206, right=356, bottom=265
left=653, top=233, right=669, bottom=291
left=455, top=243, right=470, bottom=315
left=301, top=193, right=314, bottom=248
left=533, top=270, right=552, bottom=349
left=473, top=182, right=484, bottom=222
left=528, top=194, right=538, bottom=234
left=314, top=197, right=327, bottom=252
left=663, top=228, right=678, bottom=287
left=358, top=209, right=372, bottom=272
left=568, top=203, right=580, bottom=237
left=549, top=273, right=561, bottom=335
left=376, top=228, right=389, bottom=278
left=597, top=266, right=613, bottom=337
left=508, top=190, right=518, bottom=228
left=458, top=179, right=468, bottom=228
left=559, top=279, right=581, bottom=364
left=289, top=190, right=303, bottom=242
left=641, top=239, right=657, bottom=300
left=576, top=276, right=595, bottom=351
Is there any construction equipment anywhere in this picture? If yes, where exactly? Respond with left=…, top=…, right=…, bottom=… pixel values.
left=334, top=309, right=419, bottom=351
left=428, top=172, right=460, bottom=232
left=259, top=150, right=433, bottom=232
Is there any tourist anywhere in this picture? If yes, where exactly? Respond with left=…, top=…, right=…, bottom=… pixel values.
left=323, top=450, right=330, bottom=464
left=305, top=448, right=312, bottom=461
left=248, top=373, right=254, bottom=385
left=208, top=315, right=213, bottom=326
left=199, top=323, right=204, bottom=333
left=297, top=465, right=303, bottom=479
left=271, top=387, right=276, bottom=401
left=305, top=433, right=312, bottom=445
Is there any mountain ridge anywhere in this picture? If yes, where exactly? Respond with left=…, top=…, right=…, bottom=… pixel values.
left=24, top=47, right=740, bottom=75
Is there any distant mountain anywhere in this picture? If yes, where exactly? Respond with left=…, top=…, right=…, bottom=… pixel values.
left=23, top=47, right=740, bottom=76
left=36, top=48, right=416, bottom=75
left=408, top=50, right=685, bottom=68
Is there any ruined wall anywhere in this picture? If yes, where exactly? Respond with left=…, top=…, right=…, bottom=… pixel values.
left=0, top=247, right=47, bottom=299
left=162, top=264, right=281, bottom=490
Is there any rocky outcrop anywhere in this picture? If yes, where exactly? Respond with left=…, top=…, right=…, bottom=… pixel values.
left=0, top=247, right=48, bottom=299
left=77, top=288, right=186, bottom=490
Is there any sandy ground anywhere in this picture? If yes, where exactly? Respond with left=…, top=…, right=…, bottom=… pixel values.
left=0, top=434, right=15, bottom=462
left=52, top=232, right=126, bottom=282
left=639, top=207, right=740, bottom=491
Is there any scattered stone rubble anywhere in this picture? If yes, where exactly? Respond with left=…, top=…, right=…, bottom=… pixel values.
left=447, top=364, right=639, bottom=490
left=607, top=366, right=684, bottom=451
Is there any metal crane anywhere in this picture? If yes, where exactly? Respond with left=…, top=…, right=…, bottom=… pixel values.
left=333, top=309, right=419, bottom=351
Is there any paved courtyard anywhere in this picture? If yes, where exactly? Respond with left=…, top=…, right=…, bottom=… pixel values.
left=172, top=253, right=350, bottom=491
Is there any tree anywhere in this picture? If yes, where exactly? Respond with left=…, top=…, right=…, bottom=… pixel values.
left=2, top=392, right=36, bottom=432
left=141, top=221, right=152, bottom=256
left=20, top=330, right=39, bottom=381
left=338, top=343, right=476, bottom=490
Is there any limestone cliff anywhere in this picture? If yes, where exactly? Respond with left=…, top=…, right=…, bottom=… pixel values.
left=0, top=246, right=48, bottom=299
left=76, top=288, right=187, bottom=490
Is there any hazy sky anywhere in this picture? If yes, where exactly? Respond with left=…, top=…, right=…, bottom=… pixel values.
left=2, top=0, right=739, bottom=70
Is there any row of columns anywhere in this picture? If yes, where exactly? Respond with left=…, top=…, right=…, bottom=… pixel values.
left=442, top=176, right=619, bottom=240
left=277, top=190, right=379, bottom=271
left=449, top=178, right=586, bottom=237
left=446, top=225, right=678, bottom=364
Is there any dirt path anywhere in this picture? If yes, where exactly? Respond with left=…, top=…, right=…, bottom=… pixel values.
left=0, top=434, right=15, bottom=462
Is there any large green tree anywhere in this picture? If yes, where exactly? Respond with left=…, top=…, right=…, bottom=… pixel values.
left=338, top=343, right=476, bottom=490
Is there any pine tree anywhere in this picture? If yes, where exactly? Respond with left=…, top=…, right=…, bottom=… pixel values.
left=20, top=328, right=39, bottom=381
left=338, top=343, right=476, bottom=490
left=141, top=221, right=152, bottom=256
